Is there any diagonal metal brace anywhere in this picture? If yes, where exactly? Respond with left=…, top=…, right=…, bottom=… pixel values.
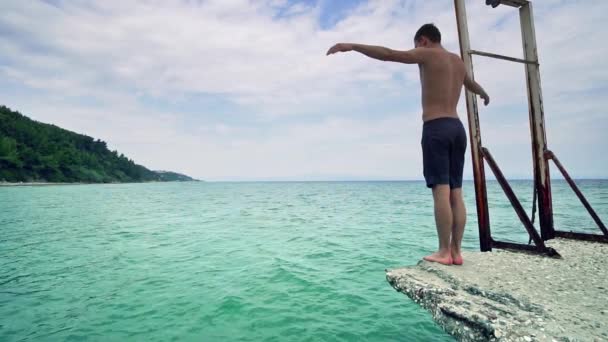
left=481, top=147, right=546, bottom=249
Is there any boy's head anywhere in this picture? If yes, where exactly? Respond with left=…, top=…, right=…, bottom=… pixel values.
left=414, top=23, right=441, bottom=48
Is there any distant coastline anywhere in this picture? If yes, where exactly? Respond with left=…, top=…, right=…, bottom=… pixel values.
left=0, top=180, right=202, bottom=187
left=0, top=182, right=85, bottom=187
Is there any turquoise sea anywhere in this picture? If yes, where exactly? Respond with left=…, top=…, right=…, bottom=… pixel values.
left=1, top=180, right=607, bottom=341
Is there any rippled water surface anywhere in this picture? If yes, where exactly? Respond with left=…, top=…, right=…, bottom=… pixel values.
left=1, top=180, right=607, bottom=341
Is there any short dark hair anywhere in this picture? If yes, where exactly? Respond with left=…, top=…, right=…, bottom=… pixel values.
left=414, top=23, right=441, bottom=43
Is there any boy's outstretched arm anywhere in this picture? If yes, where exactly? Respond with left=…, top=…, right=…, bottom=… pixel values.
left=326, top=43, right=426, bottom=64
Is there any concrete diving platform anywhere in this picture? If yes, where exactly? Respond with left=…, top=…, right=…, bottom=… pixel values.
left=386, top=239, right=607, bottom=342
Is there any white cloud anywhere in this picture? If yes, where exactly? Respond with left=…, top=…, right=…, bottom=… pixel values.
left=1, top=0, right=607, bottom=180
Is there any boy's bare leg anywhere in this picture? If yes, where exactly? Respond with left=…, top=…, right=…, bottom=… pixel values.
left=423, top=184, right=453, bottom=265
left=450, top=188, right=466, bottom=265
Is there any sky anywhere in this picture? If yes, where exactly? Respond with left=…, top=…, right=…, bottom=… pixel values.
left=1, top=0, right=607, bottom=181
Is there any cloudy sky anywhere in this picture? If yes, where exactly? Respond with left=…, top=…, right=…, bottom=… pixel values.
left=1, top=0, right=607, bottom=181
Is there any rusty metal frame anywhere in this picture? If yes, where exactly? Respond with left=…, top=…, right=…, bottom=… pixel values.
left=454, top=0, right=607, bottom=254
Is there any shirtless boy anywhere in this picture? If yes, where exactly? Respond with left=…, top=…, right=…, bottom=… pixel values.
left=326, top=24, right=490, bottom=265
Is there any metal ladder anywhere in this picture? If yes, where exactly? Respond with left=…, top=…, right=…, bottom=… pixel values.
left=453, top=0, right=607, bottom=254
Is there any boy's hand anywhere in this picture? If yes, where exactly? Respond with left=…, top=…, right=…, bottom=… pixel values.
left=326, top=43, right=353, bottom=55
left=481, top=93, right=490, bottom=106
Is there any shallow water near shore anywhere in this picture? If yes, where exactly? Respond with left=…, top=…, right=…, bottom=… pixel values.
left=1, top=180, right=606, bottom=341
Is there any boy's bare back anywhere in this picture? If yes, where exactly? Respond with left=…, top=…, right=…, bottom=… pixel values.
left=418, top=48, right=466, bottom=122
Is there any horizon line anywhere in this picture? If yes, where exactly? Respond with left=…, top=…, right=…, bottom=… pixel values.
left=201, top=178, right=608, bottom=183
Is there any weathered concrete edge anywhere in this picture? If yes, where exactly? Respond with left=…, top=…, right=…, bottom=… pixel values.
left=385, top=262, right=545, bottom=342
left=386, top=264, right=491, bottom=342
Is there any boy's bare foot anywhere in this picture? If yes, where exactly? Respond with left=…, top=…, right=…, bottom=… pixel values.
left=451, top=250, right=463, bottom=265
left=423, top=251, right=453, bottom=265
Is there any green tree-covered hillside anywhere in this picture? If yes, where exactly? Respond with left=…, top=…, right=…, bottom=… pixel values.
left=0, top=105, right=196, bottom=183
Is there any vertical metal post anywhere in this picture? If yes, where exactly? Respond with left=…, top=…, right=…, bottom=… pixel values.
left=454, top=0, right=492, bottom=251
left=520, top=3, right=554, bottom=240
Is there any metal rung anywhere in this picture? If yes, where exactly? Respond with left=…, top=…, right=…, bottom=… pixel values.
left=487, top=0, right=528, bottom=8
left=500, top=0, right=528, bottom=8
left=469, top=49, right=538, bottom=65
